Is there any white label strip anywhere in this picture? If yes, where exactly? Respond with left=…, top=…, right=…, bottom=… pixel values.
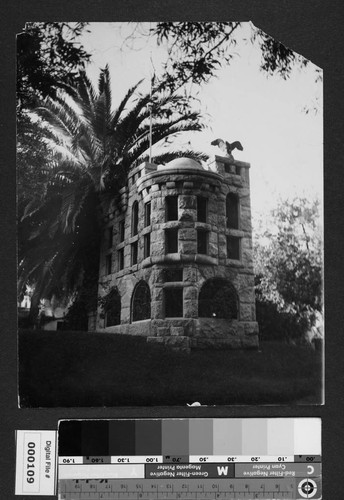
left=59, top=463, right=145, bottom=479
left=59, top=456, right=84, bottom=465
left=189, top=455, right=295, bottom=463
left=15, top=430, right=57, bottom=496
left=111, top=456, right=163, bottom=464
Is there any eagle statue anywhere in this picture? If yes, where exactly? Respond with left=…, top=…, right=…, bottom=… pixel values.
left=211, top=138, right=243, bottom=160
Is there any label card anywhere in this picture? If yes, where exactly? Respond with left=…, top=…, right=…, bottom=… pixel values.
left=15, top=430, right=57, bottom=496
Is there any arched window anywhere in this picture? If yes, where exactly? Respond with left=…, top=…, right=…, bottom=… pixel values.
left=226, top=193, right=239, bottom=229
left=132, top=201, right=139, bottom=236
left=104, top=288, right=121, bottom=327
left=198, top=278, right=238, bottom=319
left=132, top=281, right=151, bottom=322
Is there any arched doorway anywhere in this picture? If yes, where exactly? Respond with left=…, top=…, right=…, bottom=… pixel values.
left=198, top=278, right=238, bottom=319
left=132, top=281, right=151, bottom=322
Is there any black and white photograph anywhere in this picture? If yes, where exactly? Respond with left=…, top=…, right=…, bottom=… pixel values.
left=17, top=21, right=323, bottom=407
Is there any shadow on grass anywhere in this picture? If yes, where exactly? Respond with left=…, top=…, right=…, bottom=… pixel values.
left=18, top=330, right=323, bottom=407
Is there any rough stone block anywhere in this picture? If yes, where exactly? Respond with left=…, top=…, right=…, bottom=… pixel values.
left=183, top=267, right=197, bottom=282
left=218, top=236, right=227, bottom=259
left=180, top=240, right=197, bottom=254
left=147, top=336, right=164, bottom=344
left=152, top=286, right=164, bottom=301
left=179, top=195, right=196, bottom=209
left=151, top=241, right=165, bottom=257
left=151, top=300, right=164, bottom=319
left=195, top=318, right=245, bottom=338
left=151, top=210, right=165, bottom=225
left=163, top=336, right=190, bottom=349
left=240, top=192, right=251, bottom=207
left=129, top=320, right=151, bottom=337
left=166, top=181, right=176, bottom=189
left=179, top=228, right=196, bottom=240
left=206, top=213, right=216, bottom=226
left=244, top=321, right=259, bottom=336
left=179, top=208, right=196, bottom=222
left=239, top=303, right=254, bottom=321
left=183, top=300, right=199, bottom=319
left=150, top=229, right=164, bottom=243
left=183, top=286, right=198, bottom=301
left=157, top=326, right=170, bottom=337
left=208, top=241, right=218, bottom=258
left=171, top=326, right=184, bottom=336
left=240, top=216, right=252, bottom=232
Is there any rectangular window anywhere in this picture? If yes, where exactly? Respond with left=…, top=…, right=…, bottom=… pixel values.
left=107, top=227, right=113, bottom=249
left=164, top=288, right=183, bottom=317
left=227, top=236, right=240, bottom=260
left=105, top=254, right=112, bottom=275
left=166, top=196, right=178, bottom=221
left=132, top=202, right=139, bottom=236
left=163, top=269, right=183, bottom=282
left=197, top=230, right=208, bottom=254
left=165, top=228, right=178, bottom=253
left=144, top=202, right=151, bottom=227
left=118, top=248, right=124, bottom=270
left=144, top=233, right=150, bottom=258
left=119, top=220, right=125, bottom=242
left=131, top=242, right=138, bottom=265
left=226, top=194, right=239, bottom=229
left=224, top=164, right=237, bottom=174
left=197, top=196, right=208, bottom=222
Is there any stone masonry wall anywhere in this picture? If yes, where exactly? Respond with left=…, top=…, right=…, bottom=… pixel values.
left=96, top=157, right=259, bottom=350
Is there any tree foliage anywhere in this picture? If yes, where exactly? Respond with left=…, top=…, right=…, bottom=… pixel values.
left=147, top=22, right=307, bottom=94
left=17, top=22, right=90, bottom=110
left=18, top=66, right=206, bottom=324
left=254, top=197, right=322, bottom=341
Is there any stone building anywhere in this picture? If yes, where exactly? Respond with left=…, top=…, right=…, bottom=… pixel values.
left=95, top=155, right=259, bottom=350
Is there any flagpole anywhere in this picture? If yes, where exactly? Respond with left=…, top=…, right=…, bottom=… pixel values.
left=149, top=53, right=154, bottom=163
left=149, top=83, right=153, bottom=163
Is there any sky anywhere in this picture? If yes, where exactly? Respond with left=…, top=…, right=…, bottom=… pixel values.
left=79, top=22, right=323, bottom=223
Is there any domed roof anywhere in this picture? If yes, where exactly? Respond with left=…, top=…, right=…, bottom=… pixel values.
left=157, top=157, right=203, bottom=171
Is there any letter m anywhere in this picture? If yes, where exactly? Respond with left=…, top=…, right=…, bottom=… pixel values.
left=217, top=466, right=228, bottom=476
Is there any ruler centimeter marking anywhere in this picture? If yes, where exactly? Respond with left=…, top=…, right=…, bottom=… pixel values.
left=58, top=478, right=319, bottom=499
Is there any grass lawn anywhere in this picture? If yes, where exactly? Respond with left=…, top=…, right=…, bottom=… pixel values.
left=18, top=330, right=323, bottom=407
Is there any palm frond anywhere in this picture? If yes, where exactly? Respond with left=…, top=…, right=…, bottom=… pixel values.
left=127, top=121, right=204, bottom=164
left=110, top=79, right=144, bottom=126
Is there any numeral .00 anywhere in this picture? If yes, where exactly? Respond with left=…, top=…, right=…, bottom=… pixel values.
left=26, top=442, right=36, bottom=483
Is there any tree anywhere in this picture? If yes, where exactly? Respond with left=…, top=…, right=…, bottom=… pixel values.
left=143, top=22, right=309, bottom=94
left=254, top=197, right=322, bottom=341
left=17, top=22, right=90, bottom=110
left=18, top=66, right=207, bottom=325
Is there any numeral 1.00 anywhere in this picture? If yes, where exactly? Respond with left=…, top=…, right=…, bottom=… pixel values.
left=26, top=442, right=36, bottom=483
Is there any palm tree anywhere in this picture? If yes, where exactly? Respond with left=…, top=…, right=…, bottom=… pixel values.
left=18, top=66, right=207, bottom=325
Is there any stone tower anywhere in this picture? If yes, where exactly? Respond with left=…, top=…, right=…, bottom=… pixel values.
left=96, top=155, right=259, bottom=350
